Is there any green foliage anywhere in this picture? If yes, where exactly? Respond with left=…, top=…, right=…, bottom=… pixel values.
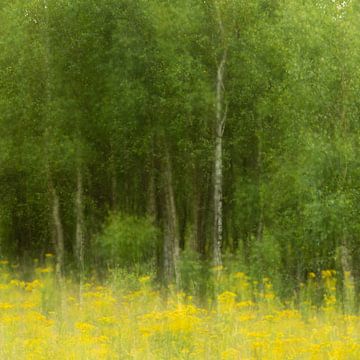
left=96, top=213, right=159, bottom=268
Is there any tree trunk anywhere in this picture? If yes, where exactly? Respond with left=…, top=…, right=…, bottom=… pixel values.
left=43, top=0, right=64, bottom=274
left=179, top=204, right=187, bottom=251
left=75, top=167, right=85, bottom=301
left=147, top=158, right=157, bottom=222
left=212, top=1, right=227, bottom=268
left=110, top=151, right=117, bottom=211
left=340, top=236, right=355, bottom=310
left=193, top=168, right=208, bottom=256
left=42, top=2, right=66, bottom=311
left=50, top=182, right=65, bottom=280
left=162, top=145, right=180, bottom=286
left=213, top=49, right=227, bottom=268
left=256, top=118, right=264, bottom=243
left=192, top=188, right=201, bottom=253
left=48, top=180, right=66, bottom=316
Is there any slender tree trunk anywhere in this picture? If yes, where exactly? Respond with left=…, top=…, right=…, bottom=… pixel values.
left=179, top=205, right=187, bottom=251
left=49, top=181, right=65, bottom=280
left=111, top=171, right=117, bottom=211
left=43, top=0, right=63, bottom=273
left=213, top=49, right=227, bottom=268
left=75, top=166, right=85, bottom=301
left=50, top=180, right=65, bottom=314
left=192, top=188, right=201, bottom=253
left=48, top=180, right=66, bottom=316
left=42, top=2, right=66, bottom=310
left=340, top=235, right=355, bottom=309
left=162, top=145, right=180, bottom=286
left=337, top=72, right=354, bottom=308
left=256, top=118, right=264, bottom=243
left=147, top=158, right=157, bottom=222
left=340, top=238, right=352, bottom=276
left=212, top=1, right=227, bottom=268
left=110, top=150, right=117, bottom=211
left=193, top=168, right=207, bottom=255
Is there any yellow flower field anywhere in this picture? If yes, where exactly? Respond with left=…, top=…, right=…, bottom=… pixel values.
left=0, top=263, right=359, bottom=359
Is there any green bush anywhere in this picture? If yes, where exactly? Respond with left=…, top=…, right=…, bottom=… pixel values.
left=96, top=213, right=159, bottom=268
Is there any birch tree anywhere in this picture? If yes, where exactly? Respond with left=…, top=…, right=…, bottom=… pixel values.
left=212, top=1, right=228, bottom=268
left=42, top=0, right=65, bottom=281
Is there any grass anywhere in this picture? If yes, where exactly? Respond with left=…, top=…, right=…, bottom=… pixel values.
left=0, top=259, right=359, bottom=359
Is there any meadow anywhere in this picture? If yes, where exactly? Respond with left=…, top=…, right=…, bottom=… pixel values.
left=0, top=258, right=359, bottom=360
left=1, top=1, right=360, bottom=359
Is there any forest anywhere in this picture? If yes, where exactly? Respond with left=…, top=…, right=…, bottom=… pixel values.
left=1, top=1, right=360, bottom=358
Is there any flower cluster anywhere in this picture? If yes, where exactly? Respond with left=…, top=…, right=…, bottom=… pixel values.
left=0, top=264, right=358, bottom=359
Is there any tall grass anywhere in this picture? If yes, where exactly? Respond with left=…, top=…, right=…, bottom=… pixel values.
left=0, top=258, right=359, bottom=359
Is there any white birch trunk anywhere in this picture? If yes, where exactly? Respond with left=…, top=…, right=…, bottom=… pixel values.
left=213, top=50, right=227, bottom=268
left=163, top=146, right=180, bottom=286
left=212, top=2, right=227, bottom=268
